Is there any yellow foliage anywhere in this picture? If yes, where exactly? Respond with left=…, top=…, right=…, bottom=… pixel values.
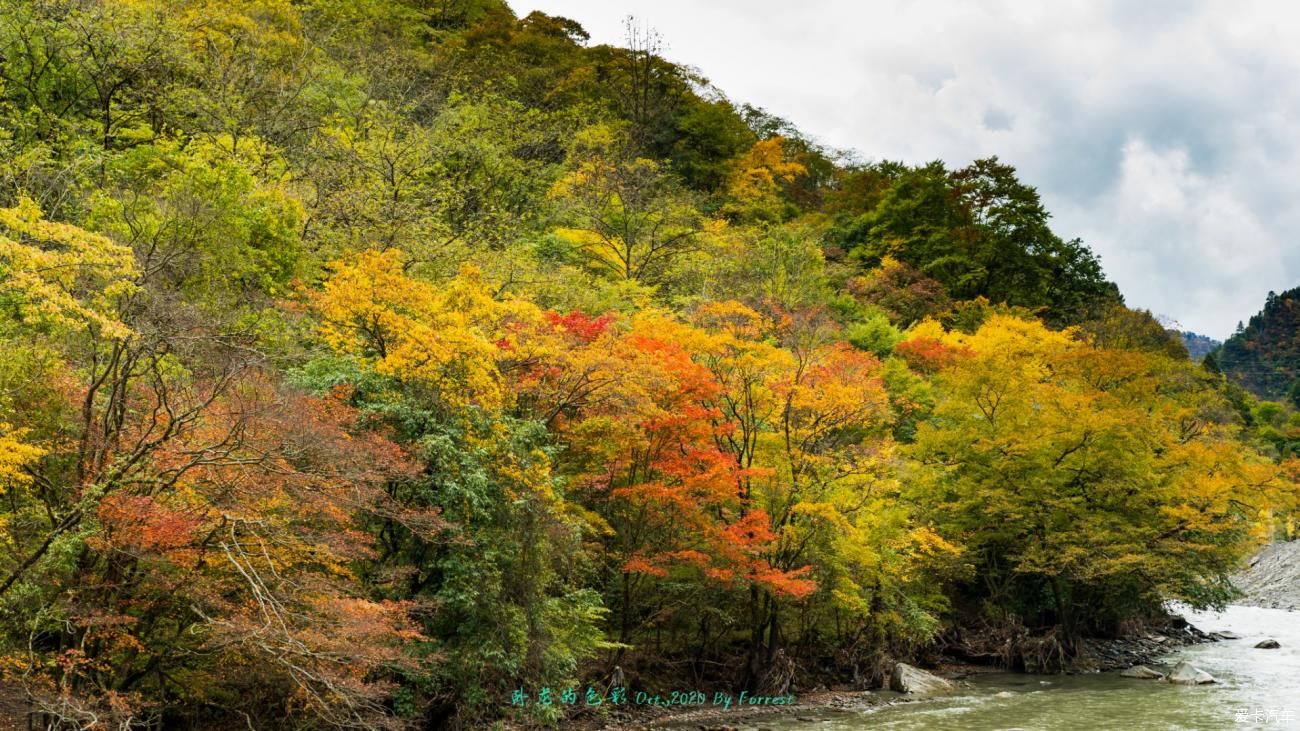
left=903, top=317, right=947, bottom=341
left=0, top=197, right=138, bottom=338
left=913, top=313, right=1287, bottom=612
left=548, top=123, right=705, bottom=283
left=313, top=249, right=541, bottom=410
left=723, top=137, right=807, bottom=221
left=0, top=424, right=44, bottom=489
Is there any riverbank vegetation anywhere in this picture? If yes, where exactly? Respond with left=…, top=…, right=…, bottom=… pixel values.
left=1, top=1, right=1298, bottom=728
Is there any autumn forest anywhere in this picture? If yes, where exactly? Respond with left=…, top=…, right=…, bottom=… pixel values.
left=1, top=1, right=1298, bottom=728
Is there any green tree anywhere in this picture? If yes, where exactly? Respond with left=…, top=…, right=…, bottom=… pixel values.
left=549, top=124, right=708, bottom=284
left=838, top=158, right=1119, bottom=325
left=1077, top=304, right=1189, bottom=359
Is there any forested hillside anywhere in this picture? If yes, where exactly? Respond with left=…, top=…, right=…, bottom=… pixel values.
left=1, top=1, right=1297, bottom=728
left=1180, top=331, right=1219, bottom=361
left=1214, top=287, right=1300, bottom=401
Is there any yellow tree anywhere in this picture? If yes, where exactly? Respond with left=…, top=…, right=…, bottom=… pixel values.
left=909, top=315, right=1286, bottom=640
left=769, top=339, right=960, bottom=656
left=721, top=136, right=807, bottom=222
left=312, top=248, right=544, bottom=410
left=0, top=425, right=43, bottom=494
left=0, top=196, right=137, bottom=338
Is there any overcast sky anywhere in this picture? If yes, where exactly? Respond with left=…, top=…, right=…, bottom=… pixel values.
left=510, top=0, right=1300, bottom=338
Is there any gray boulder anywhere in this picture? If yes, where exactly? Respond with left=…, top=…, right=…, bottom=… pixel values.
left=1119, top=665, right=1165, bottom=680
left=1167, top=661, right=1215, bottom=685
left=890, top=663, right=954, bottom=694
left=1255, top=639, right=1281, bottom=649
left=1210, top=631, right=1242, bottom=640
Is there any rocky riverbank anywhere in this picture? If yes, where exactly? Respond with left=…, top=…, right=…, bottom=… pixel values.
left=1072, top=541, right=1300, bottom=671
left=555, top=544, right=1300, bottom=730
left=1232, top=540, right=1300, bottom=610
left=556, top=619, right=1213, bottom=728
left=1078, top=615, right=1216, bottom=672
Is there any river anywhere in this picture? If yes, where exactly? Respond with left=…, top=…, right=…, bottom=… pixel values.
left=753, top=605, right=1300, bottom=730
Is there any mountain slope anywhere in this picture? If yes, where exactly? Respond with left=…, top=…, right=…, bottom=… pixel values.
left=1216, top=287, right=1300, bottom=399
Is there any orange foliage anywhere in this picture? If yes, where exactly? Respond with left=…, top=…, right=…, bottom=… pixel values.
left=23, top=374, right=435, bottom=728
left=538, top=313, right=815, bottom=600
left=544, top=310, right=615, bottom=343
left=894, top=336, right=972, bottom=374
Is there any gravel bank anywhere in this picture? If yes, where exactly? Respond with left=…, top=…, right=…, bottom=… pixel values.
left=1232, top=541, right=1300, bottom=610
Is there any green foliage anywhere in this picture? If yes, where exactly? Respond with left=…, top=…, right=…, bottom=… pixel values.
left=308, top=95, right=562, bottom=271
left=845, top=312, right=903, bottom=357
left=549, top=123, right=708, bottom=284
left=835, top=158, right=1121, bottom=325
left=878, top=355, right=934, bottom=443
left=405, top=416, right=610, bottom=721
left=670, top=223, right=831, bottom=311
left=666, top=97, right=756, bottom=191
left=1077, top=305, right=1189, bottom=359
left=88, top=136, right=304, bottom=303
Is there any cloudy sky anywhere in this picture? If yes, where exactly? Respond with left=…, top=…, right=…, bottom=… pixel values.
left=511, top=0, right=1300, bottom=338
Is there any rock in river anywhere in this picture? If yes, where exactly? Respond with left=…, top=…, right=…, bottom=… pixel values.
left=1119, top=665, right=1165, bottom=680
left=890, top=663, right=954, bottom=694
left=1167, top=661, right=1216, bottom=685
left=1255, top=639, right=1281, bottom=649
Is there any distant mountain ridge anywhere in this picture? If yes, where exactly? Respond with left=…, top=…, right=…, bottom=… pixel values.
left=1151, top=315, right=1218, bottom=362
left=1214, top=286, right=1300, bottom=400
left=1178, top=331, right=1219, bottom=361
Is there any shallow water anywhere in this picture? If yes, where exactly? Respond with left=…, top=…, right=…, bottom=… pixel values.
left=746, top=605, right=1300, bottom=730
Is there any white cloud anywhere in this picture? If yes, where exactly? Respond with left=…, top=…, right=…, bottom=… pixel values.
left=510, top=0, right=1300, bottom=338
left=1061, top=139, right=1284, bottom=333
